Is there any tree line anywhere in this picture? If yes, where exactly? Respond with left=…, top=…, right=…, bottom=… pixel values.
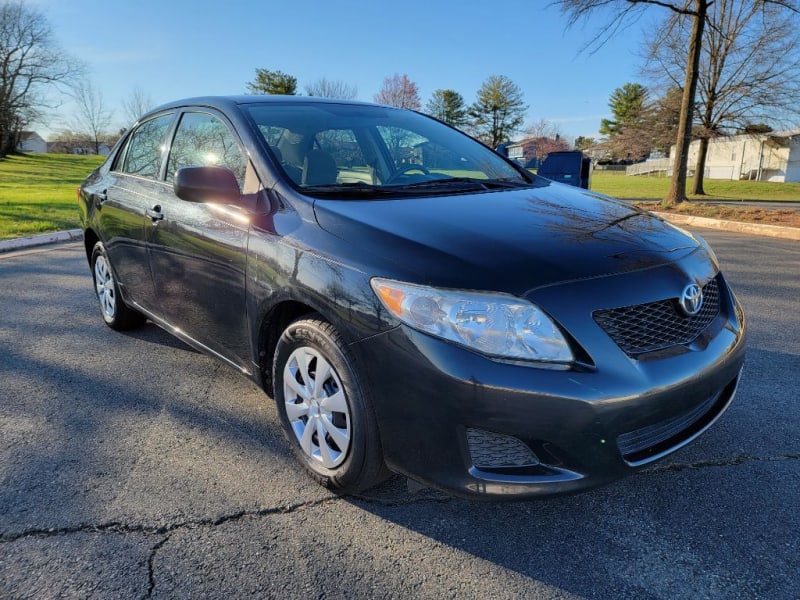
left=557, top=0, right=800, bottom=204
left=3, top=0, right=799, bottom=206
left=247, top=68, right=529, bottom=149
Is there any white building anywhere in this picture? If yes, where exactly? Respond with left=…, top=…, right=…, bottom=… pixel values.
left=15, top=131, right=48, bottom=153
left=681, top=129, right=800, bottom=182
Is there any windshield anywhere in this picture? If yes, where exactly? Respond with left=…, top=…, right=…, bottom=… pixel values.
left=245, top=102, right=531, bottom=196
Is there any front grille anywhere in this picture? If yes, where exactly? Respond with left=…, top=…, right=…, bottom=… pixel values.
left=593, top=278, right=720, bottom=356
left=617, top=376, right=738, bottom=465
left=466, top=428, right=540, bottom=469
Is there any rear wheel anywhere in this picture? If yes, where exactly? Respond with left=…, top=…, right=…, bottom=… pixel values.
left=91, top=242, right=145, bottom=331
left=273, top=316, right=388, bottom=493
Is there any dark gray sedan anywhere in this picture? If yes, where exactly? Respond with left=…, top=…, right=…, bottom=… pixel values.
left=78, top=96, right=746, bottom=499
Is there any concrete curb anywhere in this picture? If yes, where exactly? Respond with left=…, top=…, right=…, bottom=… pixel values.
left=653, top=212, right=800, bottom=241
left=0, top=229, right=84, bottom=253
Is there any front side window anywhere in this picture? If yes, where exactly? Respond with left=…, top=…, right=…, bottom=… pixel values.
left=166, top=112, right=246, bottom=185
left=119, top=113, right=174, bottom=178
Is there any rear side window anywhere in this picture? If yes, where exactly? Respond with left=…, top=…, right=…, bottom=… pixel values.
left=166, top=112, right=246, bottom=186
left=119, top=114, right=174, bottom=178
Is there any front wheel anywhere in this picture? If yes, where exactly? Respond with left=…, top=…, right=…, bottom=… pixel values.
left=273, top=316, right=388, bottom=493
left=90, top=242, right=145, bottom=331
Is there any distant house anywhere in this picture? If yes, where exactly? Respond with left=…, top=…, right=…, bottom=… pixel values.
left=47, top=140, right=111, bottom=156
left=675, top=129, right=800, bottom=182
left=15, top=131, right=48, bottom=154
left=506, top=136, right=570, bottom=168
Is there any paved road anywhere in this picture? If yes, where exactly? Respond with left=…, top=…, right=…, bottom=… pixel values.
left=1, top=232, right=798, bottom=599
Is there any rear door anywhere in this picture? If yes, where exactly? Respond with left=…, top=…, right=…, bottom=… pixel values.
left=146, top=109, right=256, bottom=371
left=101, top=112, right=176, bottom=313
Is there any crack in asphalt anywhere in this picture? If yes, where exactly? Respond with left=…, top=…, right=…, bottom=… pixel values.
left=143, top=533, right=171, bottom=600
left=2, top=453, right=797, bottom=545
left=0, top=496, right=337, bottom=544
left=0, top=485, right=456, bottom=546
left=0, top=486, right=454, bottom=597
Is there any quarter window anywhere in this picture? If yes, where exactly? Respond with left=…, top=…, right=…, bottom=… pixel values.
left=166, top=112, right=246, bottom=185
left=120, top=114, right=174, bottom=178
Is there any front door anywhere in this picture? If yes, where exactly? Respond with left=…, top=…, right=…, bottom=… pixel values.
left=100, top=112, right=176, bottom=314
left=146, top=110, right=254, bottom=371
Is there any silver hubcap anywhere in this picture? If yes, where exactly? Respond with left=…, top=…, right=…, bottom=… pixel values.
left=283, top=347, right=351, bottom=469
left=94, top=254, right=116, bottom=319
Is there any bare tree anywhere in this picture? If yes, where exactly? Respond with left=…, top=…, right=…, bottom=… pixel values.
left=69, top=80, right=114, bottom=154
left=647, top=86, right=683, bottom=154
left=600, top=122, right=657, bottom=161
left=556, top=0, right=711, bottom=205
left=646, top=0, right=800, bottom=194
left=305, top=78, right=357, bottom=99
left=0, top=0, right=83, bottom=156
left=556, top=0, right=799, bottom=205
left=523, top=119, right=571, bottom=163
left=374, top=74, right=421, bottom=110
left=121, top=86, right=154, bottom=125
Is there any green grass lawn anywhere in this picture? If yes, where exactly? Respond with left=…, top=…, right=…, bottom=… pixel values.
left=590, top=170, right=800, bottom=201
left=0, top=153, right=104, bottom=240
left=2, top=153, right=799, bottom=241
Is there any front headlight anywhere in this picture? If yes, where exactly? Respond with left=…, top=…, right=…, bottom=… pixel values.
left=370, top=278, right=574, bottom=364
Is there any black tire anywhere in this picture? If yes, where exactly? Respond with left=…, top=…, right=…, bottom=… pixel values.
left=90, top=241, right=145, bottom=331
left=273, top=316, right=389, bottom=493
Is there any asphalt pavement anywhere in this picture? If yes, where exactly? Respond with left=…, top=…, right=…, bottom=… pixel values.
left=0, top=232, right=798, bottom=599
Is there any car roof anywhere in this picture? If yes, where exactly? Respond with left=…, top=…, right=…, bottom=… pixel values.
left=148, top=95, right=384, bottom=116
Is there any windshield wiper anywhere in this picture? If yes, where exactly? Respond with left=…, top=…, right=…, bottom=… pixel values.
left=302, top=177, right=532, bottom=198
left=389, top=177, right=531, bottom=191
left=301, top=182, right=398, bottom=196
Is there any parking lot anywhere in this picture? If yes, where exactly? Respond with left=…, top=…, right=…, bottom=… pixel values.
left=1, top=230, right=798, bottom=599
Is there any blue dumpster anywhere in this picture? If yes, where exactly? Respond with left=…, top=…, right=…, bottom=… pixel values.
left=538, top=151, right=592, bottom=189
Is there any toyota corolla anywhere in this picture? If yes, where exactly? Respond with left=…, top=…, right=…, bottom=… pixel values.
left=78, top=96, right=746, bottom=499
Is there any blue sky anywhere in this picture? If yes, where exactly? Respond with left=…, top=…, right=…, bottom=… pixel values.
left=30, top=0, right=654, bottom=141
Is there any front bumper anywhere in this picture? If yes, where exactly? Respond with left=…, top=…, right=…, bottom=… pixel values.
left=350, top=272, right=746, bottom=499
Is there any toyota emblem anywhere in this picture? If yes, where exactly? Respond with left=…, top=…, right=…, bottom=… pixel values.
left=679, top=283, right=704, bottom=316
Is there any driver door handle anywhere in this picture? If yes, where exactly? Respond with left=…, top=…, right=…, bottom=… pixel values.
left=146, top=205, right=164, bottom=221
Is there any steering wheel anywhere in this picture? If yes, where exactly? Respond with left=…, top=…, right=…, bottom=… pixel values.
left=385, top=163, right=430, bottom=184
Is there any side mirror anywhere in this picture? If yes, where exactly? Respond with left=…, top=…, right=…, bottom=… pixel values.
left=174, top=166, right=241, bottom=204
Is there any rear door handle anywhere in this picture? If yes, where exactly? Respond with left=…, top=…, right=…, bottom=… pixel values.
left=146, top=205, right=164, bottom=221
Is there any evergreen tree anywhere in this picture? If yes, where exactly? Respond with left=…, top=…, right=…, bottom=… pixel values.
left=425, top=89, right=468, bottom=128
left=247, top=69, right=297, bottom=95
left=469, top=75, right=527, bottom=148
left=599, top=83, right=648, bottom=137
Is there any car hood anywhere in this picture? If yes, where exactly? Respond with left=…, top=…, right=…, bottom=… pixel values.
left=312, top=182, right=703, bottom=295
